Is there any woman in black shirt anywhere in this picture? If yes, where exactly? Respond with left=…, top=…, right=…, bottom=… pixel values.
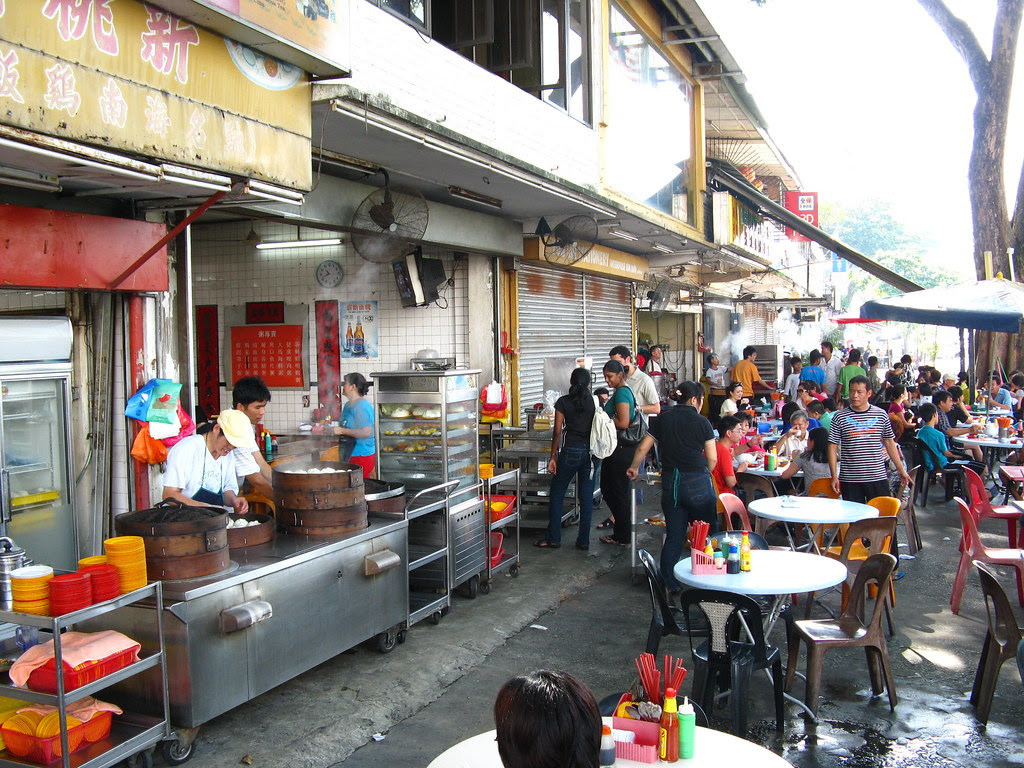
left=536, top=368, right=596, bottom=550
left=627, top=381, right=717, bottom=592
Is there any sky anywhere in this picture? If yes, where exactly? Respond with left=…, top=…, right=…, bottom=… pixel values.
left=702, top=0, right=1023, bottom=279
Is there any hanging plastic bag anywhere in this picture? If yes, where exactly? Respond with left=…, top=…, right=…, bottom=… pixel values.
left=480, top=380, right=508, bottom=423
left=125, top=378, right=182, bottom=424
left=157, top=406, right=196, bottom=448
left=130, top=423, right=168, bottom=464
left=145, top=380, right=182, bottom=424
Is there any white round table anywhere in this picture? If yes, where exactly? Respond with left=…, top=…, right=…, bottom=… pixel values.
left=673, top=549, right=847, bottom=596
left=748, top=496, right=877, bottom=553
left=426, top=717, right=793, bottom=768
left=953, top=434, right=1022, bottom=451
left=747, top=496, right=878, bottom=527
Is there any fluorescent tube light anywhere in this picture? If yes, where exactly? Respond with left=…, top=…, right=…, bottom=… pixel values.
left=703, top=302, right=734, bottom=311
left=448, top=185, right=502, bottom=209
left=255, top=238, right=342, bottom=250
left=651, top=243, right=677, bottom=254
left=609, top=228, right=639, bottom=241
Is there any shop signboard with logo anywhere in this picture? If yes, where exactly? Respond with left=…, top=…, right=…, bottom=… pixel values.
left=0, top=0, right=312, bottom=189
left=783, top=191, right=819, bottom=242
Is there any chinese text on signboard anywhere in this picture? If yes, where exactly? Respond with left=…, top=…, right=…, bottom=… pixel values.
left=231, top=325, right=304, bottom=387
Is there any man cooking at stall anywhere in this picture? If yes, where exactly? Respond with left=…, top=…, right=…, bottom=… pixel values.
left=162, top=410, right=256, bottom=511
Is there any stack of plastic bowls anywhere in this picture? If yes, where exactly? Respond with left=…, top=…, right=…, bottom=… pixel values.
left=103, top=536, right=148, bottom=593
left=48, top=572, right=93, bottom=615
left=77, top=564, right=120, bottom=603
left=10, top=566, right=53, bottom=616
left=77, top=555, right=107, bottom=567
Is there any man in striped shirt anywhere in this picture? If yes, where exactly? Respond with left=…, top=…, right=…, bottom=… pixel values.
left=828, top=375, right=913, bottom=502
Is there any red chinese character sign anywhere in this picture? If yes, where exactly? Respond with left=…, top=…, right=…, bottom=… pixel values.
left=231, top=325, right=304, bottom=387
left=784, top=191, right=819, bottom=241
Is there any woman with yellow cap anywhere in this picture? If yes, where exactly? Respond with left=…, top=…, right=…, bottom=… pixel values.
left=162, top=410, right=256, bottom=512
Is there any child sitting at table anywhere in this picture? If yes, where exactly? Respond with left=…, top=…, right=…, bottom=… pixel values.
left=780, top=426, right=832, bottom=491
left=731, top=411, right=766, bottom=457
left=805, top=399, right=825, bottom=429
left=494, top=669, right=601, bottom=768
left=917, top=403, right=986, bottom=477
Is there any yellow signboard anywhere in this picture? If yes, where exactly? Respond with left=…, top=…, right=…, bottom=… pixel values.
left=159, top=0, right=351, bottom=77
left=523, top=238, right=649, bottom=281
left=0, top=0, right=312, bottom=189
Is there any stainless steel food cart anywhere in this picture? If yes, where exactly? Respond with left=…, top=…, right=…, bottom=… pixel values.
left=372, top=370, right=488, bottom=598
left=82, top=517, right=409, bottom=744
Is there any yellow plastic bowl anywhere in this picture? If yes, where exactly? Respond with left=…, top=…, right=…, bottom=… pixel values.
left=490, top=501, right=508, bottom=512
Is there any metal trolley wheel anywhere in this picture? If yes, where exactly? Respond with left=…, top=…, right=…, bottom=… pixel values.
left=161, top=738, right=196, bottom=765
left=509, top=564, right=520, bottom=577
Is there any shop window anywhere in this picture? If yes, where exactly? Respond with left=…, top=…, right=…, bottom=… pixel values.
left=432, top=0, right=592, bottom=125
left=370, top=0, right=430, bottom=32
left=605, top=2, right=695, bottom=224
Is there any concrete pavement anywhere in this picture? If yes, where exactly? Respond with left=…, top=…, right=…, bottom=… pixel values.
left=183, top=487, right=1023, bottom=768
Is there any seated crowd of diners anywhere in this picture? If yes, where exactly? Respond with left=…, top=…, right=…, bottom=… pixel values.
left=704, top=342, right=1024, bottom=499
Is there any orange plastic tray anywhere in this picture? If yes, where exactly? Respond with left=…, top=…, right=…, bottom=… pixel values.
left=2, top=711, right=111, bottom=763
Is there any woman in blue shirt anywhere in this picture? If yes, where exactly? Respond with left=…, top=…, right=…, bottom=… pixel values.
left=334, top=372, right=376, bottom=477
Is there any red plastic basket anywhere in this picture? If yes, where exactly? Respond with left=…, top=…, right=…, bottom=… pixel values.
left=486, top=494, right=517, bottom=524
left=0, top=711, right=111, bottom=763
left=26, top=647, right=138, bottom=694
left=488, top=532, right=504, bottom=568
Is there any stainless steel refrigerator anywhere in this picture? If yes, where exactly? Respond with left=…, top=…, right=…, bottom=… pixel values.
left=0, top=317, right=77, bottom=570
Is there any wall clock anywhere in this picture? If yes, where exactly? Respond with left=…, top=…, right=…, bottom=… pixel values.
left=316, top=259, right=344, bottom=288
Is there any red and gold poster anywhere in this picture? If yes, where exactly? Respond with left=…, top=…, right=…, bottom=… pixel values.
left=230, top=325, right=304, bottom=387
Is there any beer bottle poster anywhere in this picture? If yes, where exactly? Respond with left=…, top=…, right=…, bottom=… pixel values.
left=341, top=301, right=378, bottom=358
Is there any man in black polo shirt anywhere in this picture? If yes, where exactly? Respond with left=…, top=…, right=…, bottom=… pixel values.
left=828, top=375, right=913, bottom=503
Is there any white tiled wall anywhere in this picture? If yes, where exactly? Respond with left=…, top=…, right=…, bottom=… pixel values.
left=191, top=220, right=471, bottom=432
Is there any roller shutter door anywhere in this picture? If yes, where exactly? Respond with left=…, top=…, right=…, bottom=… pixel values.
left=583, top=275, right=634, bottom=384
left=517, top=264, right=633, bottom=415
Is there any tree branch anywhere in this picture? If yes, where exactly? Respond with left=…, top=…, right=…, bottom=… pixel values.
left=915, top=0, right=990, bottom=91
left=1012, top=155, right=1024, bottom=260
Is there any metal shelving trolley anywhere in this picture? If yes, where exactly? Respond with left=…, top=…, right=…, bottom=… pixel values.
left=481, top=467, right=520, bottom=592
left=490, top=428, right=579, bottom=529
left=373, top=370, right=487, bottom=600
left=0, top=581, right=171, bottom=768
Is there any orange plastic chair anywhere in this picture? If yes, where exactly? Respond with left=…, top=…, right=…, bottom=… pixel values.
left=950, top=498, right=1024, bottom=614
left=806, top=477, right=839, bottom=498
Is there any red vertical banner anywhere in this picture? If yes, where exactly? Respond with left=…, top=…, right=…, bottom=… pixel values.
left=784, top=191, right=818, bottom=241
left=315, top=300, right=342, bottom=420
left=195, top=305, right=220, bottom=418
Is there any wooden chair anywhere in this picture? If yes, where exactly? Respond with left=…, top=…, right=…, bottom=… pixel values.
left=950, top=498, right=1024, bottom=614
left=970, top=561, right=1024, bottom=724
left=822, top=516, right=898, bottom=633
left=242, top=493, right=277, bottom=517
left=637, top=549, right=707, bottom=655
left=785, top=553, right=899, bottom=717
left=734, top=473, right=777, bottom=502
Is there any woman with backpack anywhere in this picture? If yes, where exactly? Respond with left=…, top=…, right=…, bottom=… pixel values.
left=535, top=367, right=596, bottom=550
